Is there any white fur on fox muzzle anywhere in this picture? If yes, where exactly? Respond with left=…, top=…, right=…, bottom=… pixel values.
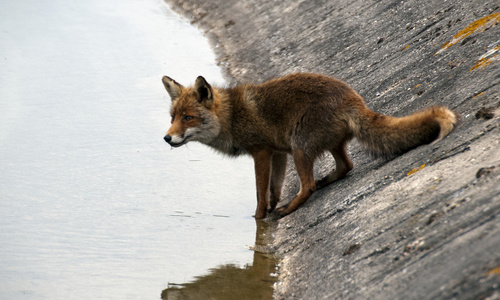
left=164, top=134, right=188, bottom=147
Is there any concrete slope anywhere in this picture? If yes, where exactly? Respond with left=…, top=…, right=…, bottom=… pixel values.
left=167, top=0, right=500, bottom=298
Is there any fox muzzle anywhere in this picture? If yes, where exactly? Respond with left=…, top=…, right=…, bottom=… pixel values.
left=164, top=134, right=188, bottom=147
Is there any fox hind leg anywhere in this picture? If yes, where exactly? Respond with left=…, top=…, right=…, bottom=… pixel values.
left=269, top=152, right=287, bottom=213
left=316, top=143, right=353, bottom=189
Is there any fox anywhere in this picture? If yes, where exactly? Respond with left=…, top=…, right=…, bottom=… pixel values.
left=161, top=73, right=458, bottom=219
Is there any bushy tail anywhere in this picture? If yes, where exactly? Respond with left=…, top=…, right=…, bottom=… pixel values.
left=351, top=106, right=458, bottom=157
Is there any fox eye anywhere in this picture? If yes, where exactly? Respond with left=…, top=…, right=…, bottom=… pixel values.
left=183, top=115, right=194, bottom=122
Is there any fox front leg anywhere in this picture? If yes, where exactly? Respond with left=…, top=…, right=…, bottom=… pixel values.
left=251, top=148, right=273, bottom=219
left=275, top=148, right=316, bottom=218
left=269, top=152, right=287, bottom=213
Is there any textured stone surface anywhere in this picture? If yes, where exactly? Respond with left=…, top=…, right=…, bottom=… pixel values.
left=167, top=0, right=500, bottom=298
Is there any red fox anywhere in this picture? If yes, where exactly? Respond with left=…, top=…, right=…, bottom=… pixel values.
left=162, top=73, right=458, bottom=219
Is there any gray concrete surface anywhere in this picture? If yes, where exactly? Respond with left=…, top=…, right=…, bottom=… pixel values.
left=167, top=0, right=500, bottom=298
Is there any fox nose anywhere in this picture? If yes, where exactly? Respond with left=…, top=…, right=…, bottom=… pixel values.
left=164, top=135, right=172, bottom=144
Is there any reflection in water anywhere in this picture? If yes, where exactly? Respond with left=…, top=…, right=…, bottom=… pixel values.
left=161, top=220, right=278, bottom=300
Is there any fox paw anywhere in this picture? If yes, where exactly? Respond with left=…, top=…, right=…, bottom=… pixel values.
left=270, top=206, right=289, bottom=219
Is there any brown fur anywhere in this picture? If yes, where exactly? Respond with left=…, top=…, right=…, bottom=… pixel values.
left=162, top=73, right=458, bottom=218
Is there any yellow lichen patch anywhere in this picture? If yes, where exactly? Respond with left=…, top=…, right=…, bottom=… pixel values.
left=472, top=92, right=484, bottom=99
left=436, top=12, right=500, bottom=55
left=471, top=45, right=500, bottom=71
left=485, top=267, right=500, bottom=277
left=407, top=164, right=425, bottom=176
left=470, top=55, right=498, bottom=71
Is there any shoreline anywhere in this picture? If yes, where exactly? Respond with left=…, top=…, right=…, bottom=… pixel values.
left=165, top=0, right=238, bottom=85
left=165, top=0, right=500, bottom=298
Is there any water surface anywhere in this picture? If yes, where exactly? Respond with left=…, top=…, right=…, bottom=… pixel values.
left=0, top=0, right=265, bottom=299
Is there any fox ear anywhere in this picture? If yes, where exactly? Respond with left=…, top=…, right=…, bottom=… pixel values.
left=194, top=76, right=213, bottom=109
left=162, top=76, right=184, bottom=102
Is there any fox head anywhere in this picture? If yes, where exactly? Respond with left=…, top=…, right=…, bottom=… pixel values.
left=162, top=76, right=222, bottom=147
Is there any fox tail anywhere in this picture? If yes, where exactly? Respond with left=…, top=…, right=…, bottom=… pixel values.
left=351, top=105, right=458, bottom=156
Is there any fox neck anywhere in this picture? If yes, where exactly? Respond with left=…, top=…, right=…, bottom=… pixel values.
left=203, top=87, right=246, bottom=156
left=207, top=136, right=246, bottom=156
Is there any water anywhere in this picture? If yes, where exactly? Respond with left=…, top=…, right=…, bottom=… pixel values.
left=0, top=0, right=274, bottom=299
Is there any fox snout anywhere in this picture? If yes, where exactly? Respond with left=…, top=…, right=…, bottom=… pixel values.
left=164, top=133, right=188, bottom=147
left=164, top=135, right=172, bottom=144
